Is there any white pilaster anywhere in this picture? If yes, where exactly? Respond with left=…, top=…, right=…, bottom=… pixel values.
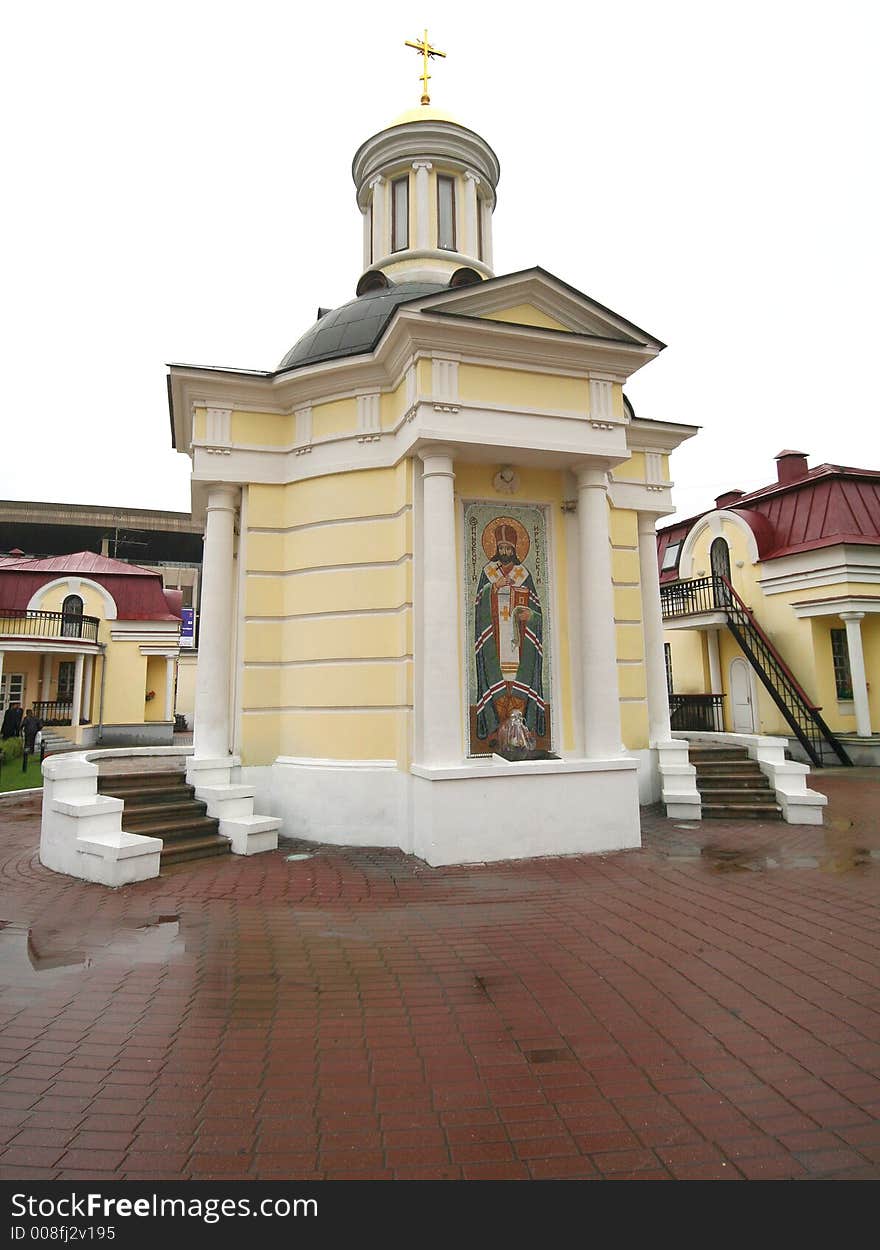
left=707, top=628, right=722, bottom=695
left=362, top=207, right=371, bottom=269
left=81, top=654, right=94, bottom=722
left=370, top=176, right=387, bottom=262
left=841, top=612, right=872, bottom=737
left=576, top=466, right=622, bottom=758
left=412, top=161, right=432, bottom=249
left=480, top=199, right=493, bottom=271
left=637, top=513, right=672, bottom=746
left=71, top=654, right=84, bottom=733
left=417, top=447, right=461, bottom=765
left=463, top=170, right=480, bottom=258
left=41, top=654, right=52, bottom=702
left=193, top=486, right=239, bottom=759
left=164, top=656, right=176, bottom=722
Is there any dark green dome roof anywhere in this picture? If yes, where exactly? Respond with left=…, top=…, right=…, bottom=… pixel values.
left=278, top=280, right=448, bottom=371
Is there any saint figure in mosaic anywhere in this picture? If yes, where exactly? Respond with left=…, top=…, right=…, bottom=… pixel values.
left=473, top=517, right=546, bottom=742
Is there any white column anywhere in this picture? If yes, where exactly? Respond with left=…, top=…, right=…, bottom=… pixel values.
left=164, top=656, right=176, bottom=722
left=463, top=170, right=481, bottom=258
left=193, top=486, right=239, bottom=759
left=412, top=161, right=432, bottom=249
left=637, top=513, right=672, bottom=746
left=418, top=447, right=461, bottom=765
left=841, top=612, right=873, bottom=737
left=81, top=654, right=94, bottom=722
left=0, top=651, right=4, bottom=707
left=577, top=466, right=623, bottom=758
left=707, top=628, right=722, bottom=694
left=370, top=176, right=387, bottom=261
left=71, top=654, right=84, bottom=731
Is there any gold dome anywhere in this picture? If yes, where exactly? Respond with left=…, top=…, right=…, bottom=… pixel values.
left=385, top=104, right=462, bottom=129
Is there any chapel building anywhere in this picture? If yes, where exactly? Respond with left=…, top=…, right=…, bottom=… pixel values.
left=167, top=98, right=703, bottom=864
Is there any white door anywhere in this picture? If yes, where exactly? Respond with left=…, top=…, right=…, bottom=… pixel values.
left=730, top=658, right=755, bottom=732
left=0, top=674, right=26, bottom=711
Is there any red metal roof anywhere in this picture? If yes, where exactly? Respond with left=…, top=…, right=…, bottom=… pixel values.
left=0, top=551, right=156, bottom=576
left=657, top=460, right=880, bottom=577
left=0, top=552, right=180, bottom=621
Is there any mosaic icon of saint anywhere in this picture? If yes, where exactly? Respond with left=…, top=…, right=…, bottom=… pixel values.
left=473, top=519, right=546, bottom=742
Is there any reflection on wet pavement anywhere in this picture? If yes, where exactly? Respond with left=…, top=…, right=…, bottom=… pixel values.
left=0, top=915, right=184, bottom=985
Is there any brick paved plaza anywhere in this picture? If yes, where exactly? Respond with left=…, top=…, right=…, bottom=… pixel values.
left=1, top=769, right=879, bottom=1181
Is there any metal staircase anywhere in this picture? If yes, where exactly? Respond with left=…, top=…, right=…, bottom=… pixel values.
left=661, top=574, right=852, bottom=769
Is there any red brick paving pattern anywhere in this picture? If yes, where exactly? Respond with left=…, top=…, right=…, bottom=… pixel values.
left=1, top=769, right=879, bottom=1181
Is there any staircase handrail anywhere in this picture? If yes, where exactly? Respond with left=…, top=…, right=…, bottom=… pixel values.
left=714, top=577, right=821, bottom=711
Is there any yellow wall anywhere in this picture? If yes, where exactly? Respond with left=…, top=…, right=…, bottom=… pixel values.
left=231, top=411, right=294, bottom=446
left=311, top=398, right=357, bottom=439
left=482, top=304, right=571, bottom=332
left=458, top=364, right=587, bottom=414
left=242, top=465, right=413, bottom=767
left=102, top=643, right=150, bottom=726
left=143, top=656, right=166, bottom=722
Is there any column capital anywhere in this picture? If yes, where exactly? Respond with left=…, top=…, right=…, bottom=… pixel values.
left=205, top=485, right=240, bottom=514
left=418, top=445, right=455, bottom=478
left=575, top=465, right=610, bottom=491
left=840, top=611, right=866, bottom=622
left=368, top=174, right=385, bottom=189
left=412, top=160, right=433, bottom=171
left=464, top=169, right=482, bottom=184
left=637, top=512, right=661, bottom=537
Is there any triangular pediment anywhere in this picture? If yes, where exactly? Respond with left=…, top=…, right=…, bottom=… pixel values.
left=407, top=267, right=664, bottom=349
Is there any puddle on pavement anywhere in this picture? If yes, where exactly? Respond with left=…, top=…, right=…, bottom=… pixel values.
left=662, top=839, right=876, bottom=875
left=0, top=915, right=184, bottom=985
left=701, top=845, right=767, bottom=872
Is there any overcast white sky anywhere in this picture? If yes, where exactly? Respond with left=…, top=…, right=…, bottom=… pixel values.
left=2, top=1, right=877, bottom=525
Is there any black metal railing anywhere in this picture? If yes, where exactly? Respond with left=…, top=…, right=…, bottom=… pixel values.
left=32, top=701, right=73, bottom=725
left=660, top=575, right=852, bottom=768
left=669, top=693, right=725, bottom=732
left=0, top=608, right=99, bottom=643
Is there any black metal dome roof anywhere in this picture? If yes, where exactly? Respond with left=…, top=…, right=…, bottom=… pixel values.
left=278, top=280, right=448, bottom=371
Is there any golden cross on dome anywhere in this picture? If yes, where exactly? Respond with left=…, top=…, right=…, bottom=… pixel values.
left=405, top=29, right=446, bottom=106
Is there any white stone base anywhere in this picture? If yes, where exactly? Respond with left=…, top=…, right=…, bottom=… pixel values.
left=244, top=758, right=411, bottom=852
left=40, top=752, right=167, bottom=887
left=40, top=747, right=280, bottom=885
left=248, top=755, right=642, bottom=867
left=655, top=739, right=702, bottom=820
left=187, top=756, right=280, bottom=855
left=678, top=731, right=827, bottom=825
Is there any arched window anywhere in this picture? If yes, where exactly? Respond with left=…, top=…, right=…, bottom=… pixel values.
left=710, top=538, right=732, bottom=606
left=61, top=593, right=84, bottom=638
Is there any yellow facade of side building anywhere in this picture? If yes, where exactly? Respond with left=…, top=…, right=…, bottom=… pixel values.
left=665, top=516, right=880, bottom=733
left=1, top=582, right=172, bottom=738
left=238, top=450, right=658, bottom=768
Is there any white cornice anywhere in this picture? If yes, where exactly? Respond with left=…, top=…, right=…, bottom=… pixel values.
left=353, top=122, right=500, bottom=204
left=608, top=480, right=676, bottom=517
left=169, top=305, right=660, bottom=456
left=791, top=595, right=880, bottom=619
left=758, top=545, right=880, bottom=595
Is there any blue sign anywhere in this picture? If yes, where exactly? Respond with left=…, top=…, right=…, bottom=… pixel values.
left=180, top=608, right=196, bottom=647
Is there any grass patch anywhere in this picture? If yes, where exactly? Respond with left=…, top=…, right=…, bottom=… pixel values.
left=0, top=752, right=43, bottom=792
